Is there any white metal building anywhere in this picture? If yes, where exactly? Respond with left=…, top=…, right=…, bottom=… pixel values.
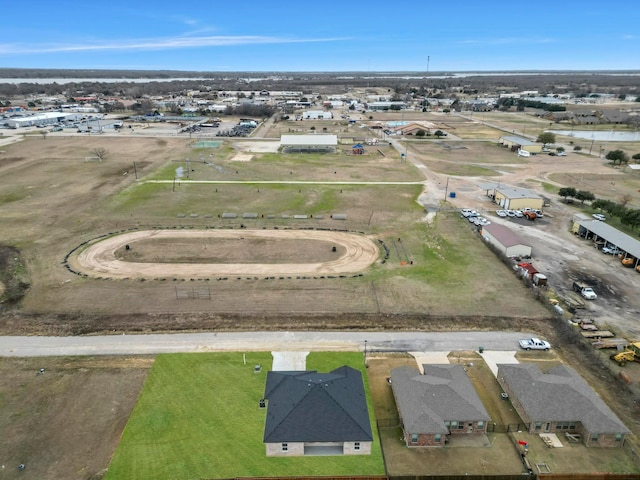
left=302, top=110, right=333, bottom=120
left=5, top=112, right=83, bottom=128
left=280, top=134, right=338, bottom=153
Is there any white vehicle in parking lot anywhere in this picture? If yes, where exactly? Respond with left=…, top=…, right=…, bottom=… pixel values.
left=592, top=213, right=606, bottom=221
left=602, top=246, right=620, bottom=255
left=519, top=337, right=551, bottom=351
left=506, top=210, right=516, bottom=217
left=514, top=210, right=524, bottom=218
left=496, top=210, right=507, bottom=217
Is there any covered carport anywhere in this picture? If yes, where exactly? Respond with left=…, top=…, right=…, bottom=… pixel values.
left=573, top=216, right=640, bottom=269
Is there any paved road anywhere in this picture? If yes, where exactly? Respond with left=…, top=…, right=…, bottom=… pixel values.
left=0, top=331, right=527, bottom=357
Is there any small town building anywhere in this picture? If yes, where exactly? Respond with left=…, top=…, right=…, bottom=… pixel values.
left=302, top=110, right=333, bottom=120
left=499, top=135, right=543, bottom=154
left=390, top=365, right=491, bottom=447
left=263, top=366, right=373, bottom=456
left=494, top=186, right=544, bottom=210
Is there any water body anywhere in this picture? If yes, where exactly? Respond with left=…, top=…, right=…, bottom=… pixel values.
left=550, top=130, right=640, bottom=142
left=0, top=77, right=208, bottom=84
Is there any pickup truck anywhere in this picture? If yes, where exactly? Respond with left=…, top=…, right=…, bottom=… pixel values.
left=573, top=281, right=597, bottom=300
left=519, top=337, right=551, bottom=351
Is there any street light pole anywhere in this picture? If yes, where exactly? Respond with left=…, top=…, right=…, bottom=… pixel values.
left=364, top=340, right=368, bottom=366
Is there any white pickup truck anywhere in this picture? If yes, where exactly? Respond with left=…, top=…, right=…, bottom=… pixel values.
left=519, top=337, right=551, bottom=351
left=573, top=282, right=597, bottom=300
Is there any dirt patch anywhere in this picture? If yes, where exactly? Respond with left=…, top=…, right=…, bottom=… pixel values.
left=0, top=244, right=30, bottom=304
left=115, top=237, right=347, bottom=263
left=0, top=356, right=151, bottom=480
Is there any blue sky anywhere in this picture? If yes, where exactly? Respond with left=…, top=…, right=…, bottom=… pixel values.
left=0, top=1, right=638, bottom=72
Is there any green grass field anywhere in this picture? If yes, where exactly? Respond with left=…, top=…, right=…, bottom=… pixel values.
left=105, top=352, right=385, bottom=480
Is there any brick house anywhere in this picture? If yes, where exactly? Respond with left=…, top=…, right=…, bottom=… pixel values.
left=263, top=366, right=373, bottom=456
left=497, top=364, right=630, bottom=447
left=390, top=365, right=491, bottom=447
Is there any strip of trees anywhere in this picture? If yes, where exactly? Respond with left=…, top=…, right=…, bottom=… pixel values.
left=559, top=187, right=640, bottom=231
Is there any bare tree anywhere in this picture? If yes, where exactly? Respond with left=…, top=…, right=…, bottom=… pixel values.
left=40, top=130, right=48, bottom=140
left=92, top=147, right=108, bottom=161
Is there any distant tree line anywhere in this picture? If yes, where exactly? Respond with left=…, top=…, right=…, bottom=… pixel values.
left=2, top=70, right=640, bottom=101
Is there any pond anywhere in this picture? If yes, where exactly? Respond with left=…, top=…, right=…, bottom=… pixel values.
left=549, top=130, right=640, bottom=141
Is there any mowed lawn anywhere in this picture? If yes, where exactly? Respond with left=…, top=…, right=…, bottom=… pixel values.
left=106, top=352, right=385, bottom=480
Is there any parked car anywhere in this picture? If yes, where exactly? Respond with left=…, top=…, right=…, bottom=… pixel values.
left=496, top=210, right=507, bottom=217
left=602, top=246, right=620, bottom=255
left=556, top=151, right=567, bottom=156
left=592, top=213, right=606, bottom=221
left=506, top=210, right=516, bottom=217
left=519, top=337, right=551, bottom=351
left=514, top=210, right=524, bottom=218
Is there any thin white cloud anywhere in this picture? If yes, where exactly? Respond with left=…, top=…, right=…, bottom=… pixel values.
left=0, top=34, right=349, bottom=55
left=622, top=34, right=636, bottom=40
left=456, top=37, right=555, bottom=46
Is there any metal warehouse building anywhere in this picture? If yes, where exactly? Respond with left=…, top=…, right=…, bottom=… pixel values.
left=280, top=134, right=338, bottom=153
left=5, top=112, right=83, bottom=128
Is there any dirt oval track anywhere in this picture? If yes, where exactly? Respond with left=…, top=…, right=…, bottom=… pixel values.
left=74, top=229, right=380, bottom=278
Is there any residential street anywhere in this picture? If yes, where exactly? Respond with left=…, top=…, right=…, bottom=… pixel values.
left=0, top=331, right=527, bottom=357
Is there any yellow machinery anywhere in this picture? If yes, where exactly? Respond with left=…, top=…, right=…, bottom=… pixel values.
left=610, top=343, right=640, bottom=366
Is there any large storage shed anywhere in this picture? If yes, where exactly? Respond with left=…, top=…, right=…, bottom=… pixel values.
left=481, top=223, right=532, bottom=258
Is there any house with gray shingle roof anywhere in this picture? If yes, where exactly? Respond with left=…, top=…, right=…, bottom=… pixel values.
left=497, top=363, right=630, bottom=447
left=263, top=365, right=373, bottom=456
left=390, top=365, right=491, bottom=447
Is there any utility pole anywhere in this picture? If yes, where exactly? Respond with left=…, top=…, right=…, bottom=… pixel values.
left=444, top=176, right=450, bottom=201
left=364, top=340, right=368, bottom=366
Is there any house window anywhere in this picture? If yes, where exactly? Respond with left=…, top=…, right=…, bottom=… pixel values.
left=616, top=434, right=623, bottom=442
left=411, top=434, right=418, bottom=444
left=281, top=443, right=288, bottom=452
left=435, top=434, right=442, bottom=443
left=477, top=421, right=484, bottom=429
left=591, top=434, right=599, bottom=443
left=450, top=421, right=457, bottom=429
left=535, top=422, right=542, bottom=431
left=458, top=421, right=465, bottom=430
left=444, top=421, right=450, bottom=428
left=354, top=442, right=360, bottom=451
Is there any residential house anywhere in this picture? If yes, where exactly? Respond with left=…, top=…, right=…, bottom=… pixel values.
left=390, top=365, right=491, bottom=447
left=497, top=364, right=630, bottom=447
left=263, top=366, right=373, bottom=456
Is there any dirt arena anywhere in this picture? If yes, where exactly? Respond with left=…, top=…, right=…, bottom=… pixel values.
left=73, top=229, right=380, bottom=278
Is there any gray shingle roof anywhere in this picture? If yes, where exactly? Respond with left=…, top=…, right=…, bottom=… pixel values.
left=263, top=365, right=373, bottom=443
left=391, top=365, right=490, bottom=435
left=498, top=364, right=629, bottom=434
